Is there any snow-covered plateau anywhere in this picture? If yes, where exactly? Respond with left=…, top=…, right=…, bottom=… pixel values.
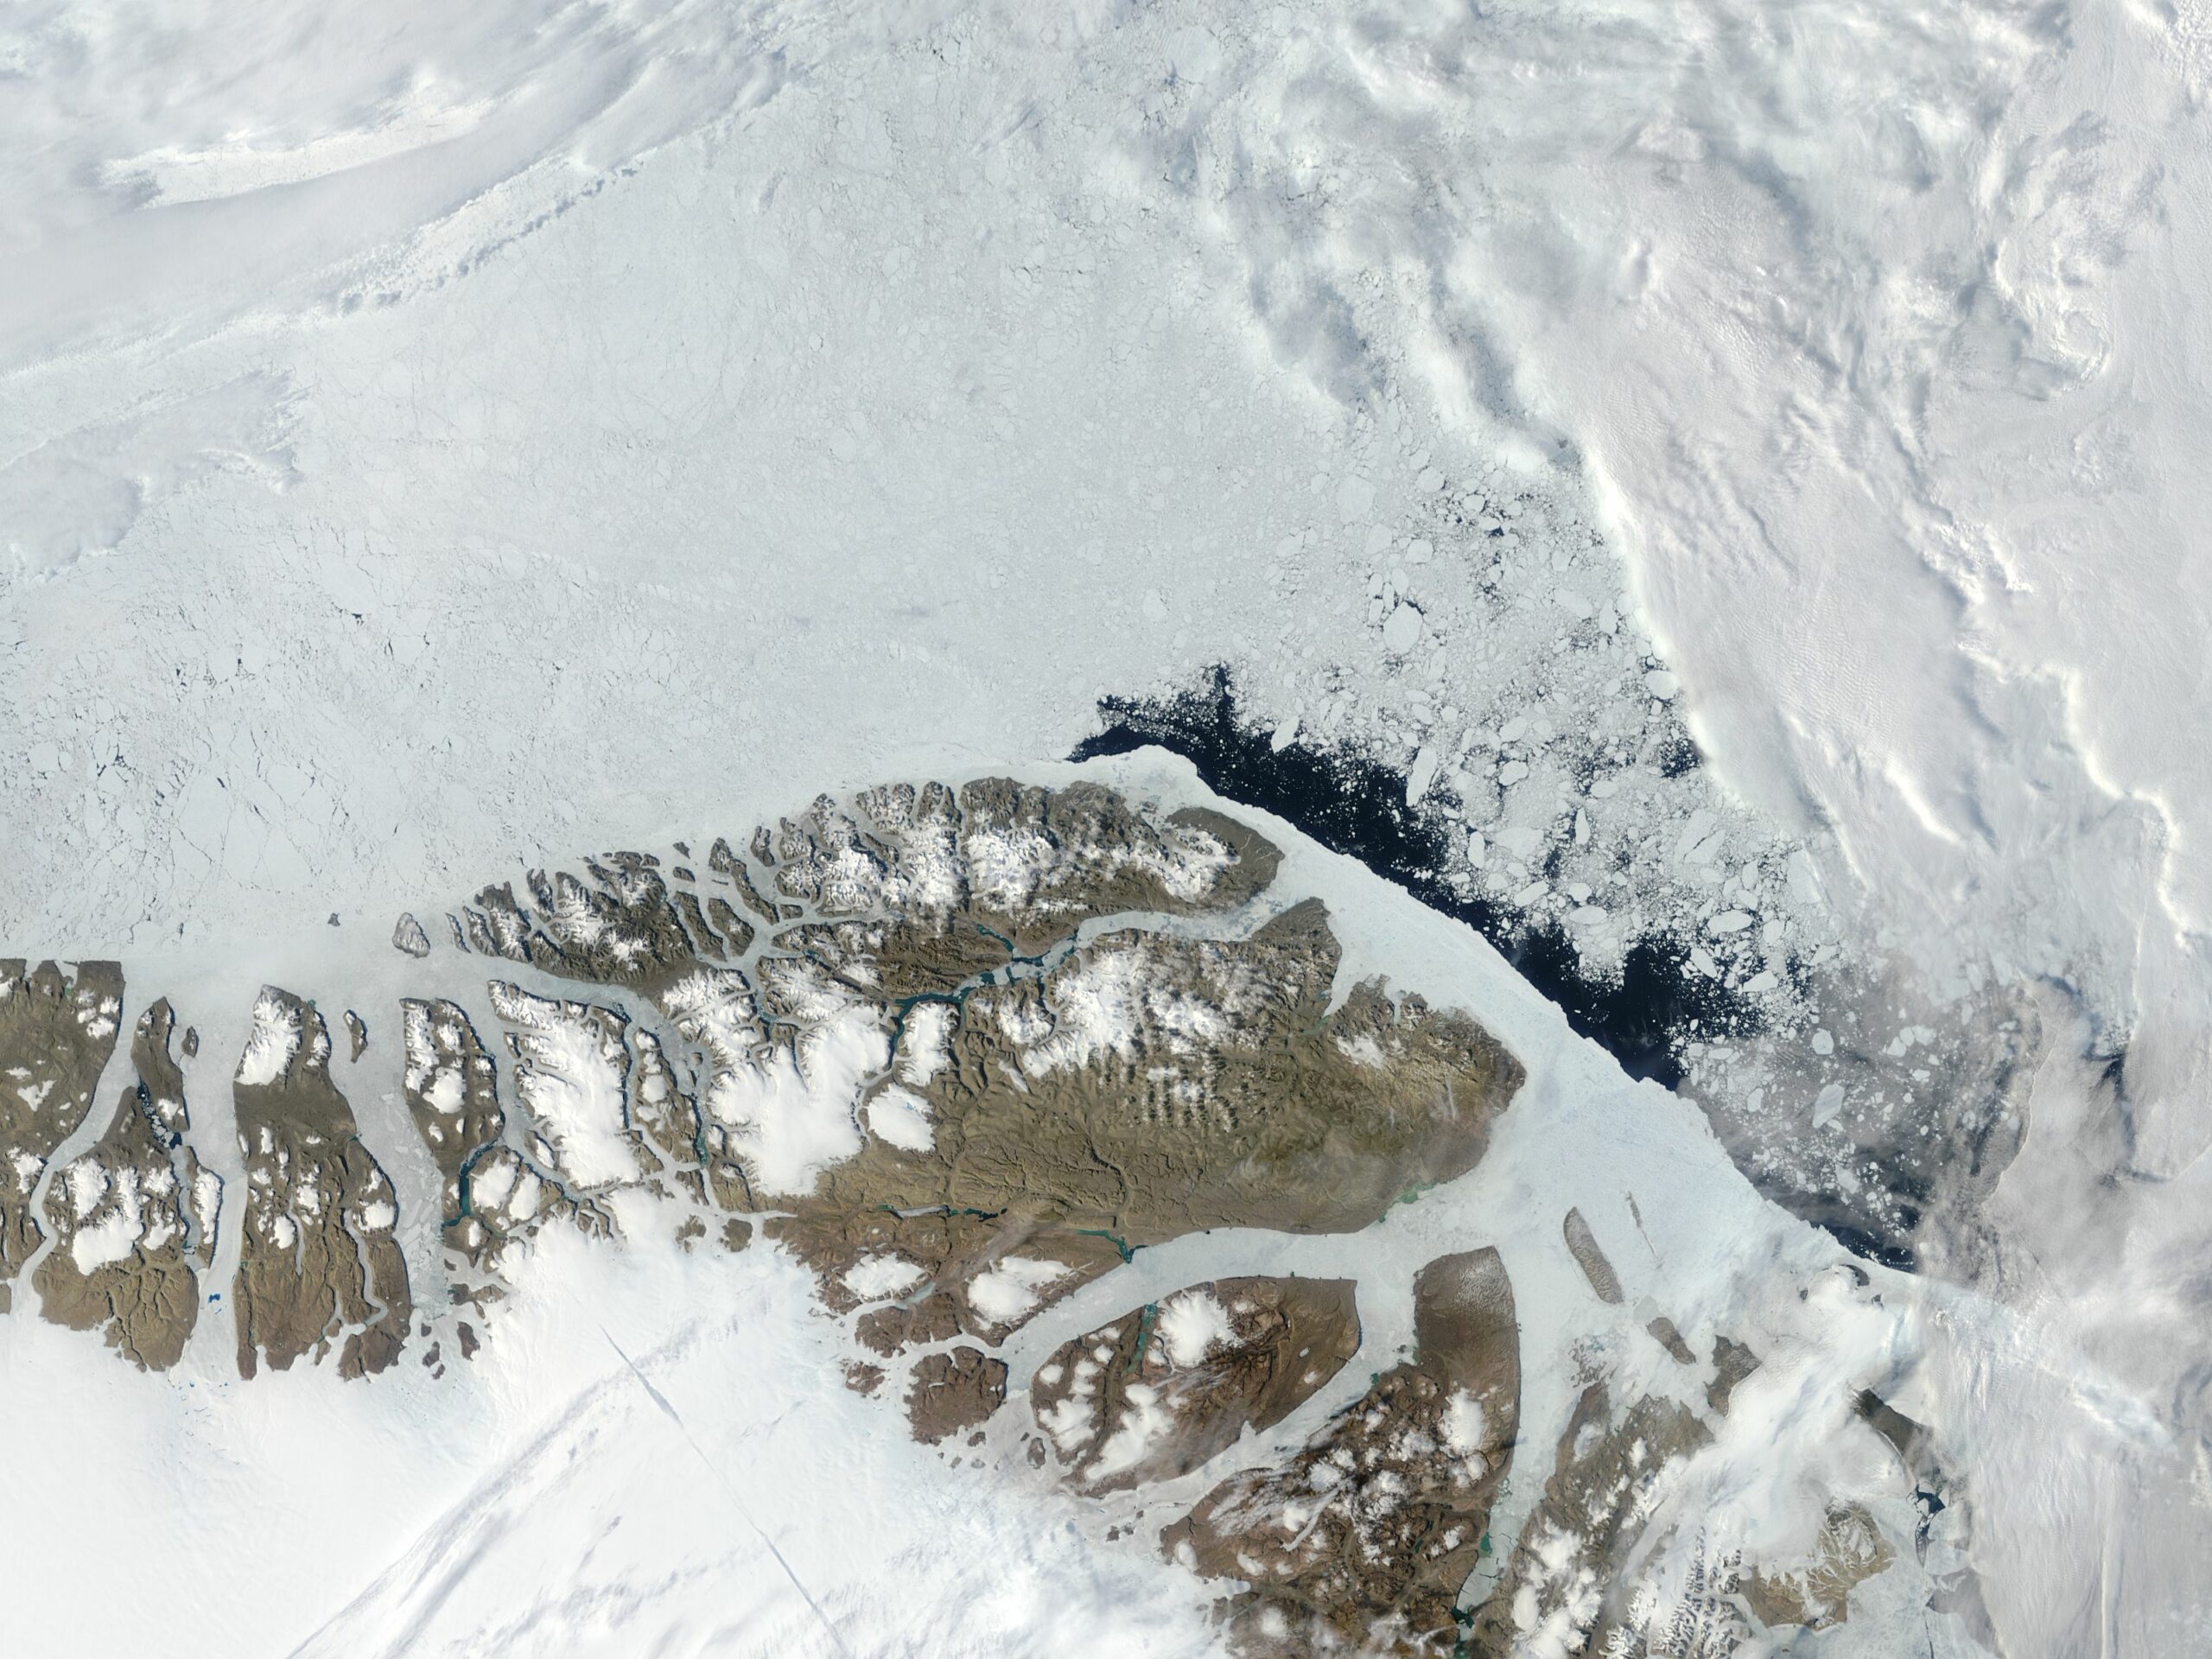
left=5, top=0, right=2212, bottom=1654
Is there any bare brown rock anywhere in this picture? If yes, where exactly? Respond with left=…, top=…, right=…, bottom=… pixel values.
left=704, top=897, right=755, bottom=957
left=35, top=1105, right=201, bottom=1369
left=843, top=1359, right=885, bottom=1395
left=627, top=1027, right=709, bottom=1186
left=940, top=780, right=1279, bottom=953
left=1853, top=1387, right=1937, bottom=1480
left=685, top=888, right=736, bottom=958
left=130, top=1000, right=191, bottom=1141
left=854, top=1289, right=964, bottom=1357
left=231, top=988, right=411, bottom=1379
left=399, top=999, right=504, bottom=1233
left=400, top=784, right=1401, bottom=1384
left=709, top=836, right=781, bottom=925
left=1163, top=1249, right=1521, bottom=1656
left=452, top=849, right=714, bottom=997
left=772, top=1207, right=1128, bottom=1357
left=33, top=1002, right=207, bottom=1370
left=1033, top=1276, right=1361, bottom=1493
left=0, top=960, right=125, bottom=1288
left=1741, top=1503, right=1893, bottom=1630
left=400, top=995, right=602, bottom=1294
left=777, top=903, right=1517, bottom=1349
left=906, top=1344, right=1008, bottom=1443
left=454, top=1144, right=608, bottom=1271
left=1463, top=1386, right=1728, bottom=1657
left=1707, top=1335, right=1761, bottom=1415
left=488, top=982, right=657, bottom=1194
left=399, top=995, right=606, bottom=1288
left=1850, top=1389, right=1998, bottom=1641
left=1562, top=1206, right=1624, bottom=1304
left=777, top=780, right=1281, bottom=999
left=1646, top=1315, right=1697, bottom=1366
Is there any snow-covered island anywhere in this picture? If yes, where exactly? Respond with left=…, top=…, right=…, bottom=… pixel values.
left=0, top=766, right=1989, bottom=1656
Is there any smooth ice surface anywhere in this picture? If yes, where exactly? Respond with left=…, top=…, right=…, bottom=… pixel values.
left=0, top=1208, right=1225, bottom=1659
left=10, top=0, right=2212, bottom=1652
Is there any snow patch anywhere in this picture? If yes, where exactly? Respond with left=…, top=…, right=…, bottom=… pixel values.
left=671, top=969, right=880, bottom=1198
left=1156, top=1288, right=1234, bottom=1368
left=235, top=991, right=302, bottom=1087
left=842, top=1254, right=926, bottom=1302
left=864, top=1084, right=934, bottom=1153
left=490, top=982, right=639, bottom=1190
left=967, top=1257, right=1071, bottom=1325
left=1086, top=1382, right=1179, bottom=1484
left=896, top=1001, right=955, bottom=1086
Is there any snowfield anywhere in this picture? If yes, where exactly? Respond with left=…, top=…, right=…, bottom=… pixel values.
left=0, top=759, right=2027, bottom=1655
left=6, top=0, right=2212, bottom=1652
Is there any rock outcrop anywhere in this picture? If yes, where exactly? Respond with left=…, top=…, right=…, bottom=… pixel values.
left=1033, top=1276, right=1362, bottom=1494
left=1165, top=1249, right=1522, bottom=1656
left=34, top=1001, right=213, bottom=1369
left=232, top=988, right=412, bottom=1379
left=0, top=959, right=125, bottom=1302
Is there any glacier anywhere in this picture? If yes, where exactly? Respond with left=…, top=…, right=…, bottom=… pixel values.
left=5, top=0, right=2212, bottom=1651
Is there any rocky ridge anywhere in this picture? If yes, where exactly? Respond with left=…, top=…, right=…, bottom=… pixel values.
left=0, top=779, right=1930, bottom=1653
